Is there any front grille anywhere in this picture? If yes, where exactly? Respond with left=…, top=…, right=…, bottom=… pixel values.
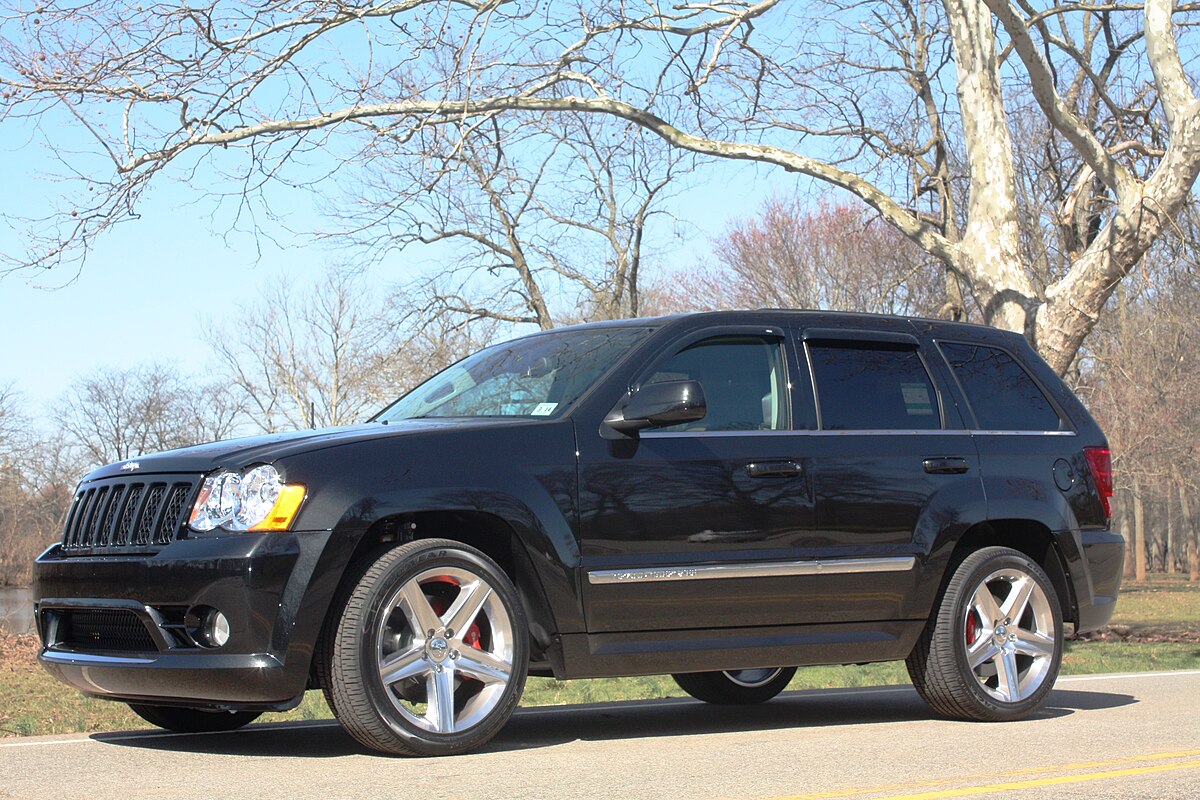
left=57, top=609, right=159, bottom=653
left=61, top=477, right=198, bottom=551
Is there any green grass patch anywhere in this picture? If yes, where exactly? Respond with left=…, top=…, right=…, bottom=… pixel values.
left=4, top=578, right=1198, bottom=738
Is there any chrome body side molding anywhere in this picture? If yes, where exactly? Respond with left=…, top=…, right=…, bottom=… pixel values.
left=587, top=556, right=917, bottom=585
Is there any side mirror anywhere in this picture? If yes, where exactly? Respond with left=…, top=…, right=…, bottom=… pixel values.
left=604, top=380, right=707, bottom=436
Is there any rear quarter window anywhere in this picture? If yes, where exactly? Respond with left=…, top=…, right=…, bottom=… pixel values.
left=940, top=342, right=1062, bottom=431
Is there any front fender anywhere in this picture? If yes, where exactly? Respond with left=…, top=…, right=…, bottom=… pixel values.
left=272, top=422, right=583, bottom=675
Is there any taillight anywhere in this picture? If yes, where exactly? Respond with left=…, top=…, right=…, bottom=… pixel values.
left=1083, top=447, right=1113, bottom=519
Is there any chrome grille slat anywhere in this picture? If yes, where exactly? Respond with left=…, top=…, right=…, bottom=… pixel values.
left=63, top=490, right=86, bottom=548
left=87, top=486, right=112, bottom=545
left=156, top=485, right=192, bottom=545
left=116, top=484, right=145, bottom=546
left=74, top=489, right=100, bottom=548
left=59, top=476, right=200, bottom=552
left=135, top=485, right=167, bottom=545
left=98, top=484, right=127, bottom=546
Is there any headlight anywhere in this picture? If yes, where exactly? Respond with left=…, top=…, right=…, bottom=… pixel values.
left=188, top=465, right=307, bottom=532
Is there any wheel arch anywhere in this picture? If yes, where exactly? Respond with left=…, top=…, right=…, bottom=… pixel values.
left=346, top=509, right=558, bottom=651
left=304, top=507, right=565, bottom=691
left=944, top=519, right=1078, bottom=626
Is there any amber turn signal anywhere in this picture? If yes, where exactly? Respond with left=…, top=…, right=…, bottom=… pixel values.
left=250, top=484, right=307, bottom=532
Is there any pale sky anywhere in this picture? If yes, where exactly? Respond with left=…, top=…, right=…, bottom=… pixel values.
left=0, top=112, right=807, bottom=416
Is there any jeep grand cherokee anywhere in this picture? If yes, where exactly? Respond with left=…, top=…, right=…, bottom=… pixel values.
left=33, top=311, right=1123, bottom=756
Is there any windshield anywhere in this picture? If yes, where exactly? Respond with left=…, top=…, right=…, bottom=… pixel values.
left=378, top=327, right=652, bottom=421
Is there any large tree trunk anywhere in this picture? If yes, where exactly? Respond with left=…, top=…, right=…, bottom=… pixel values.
left=1118, top=496, right=1134, bottom=581
left=1180, top=475, right=1199, bottom=584
left=943, top=0, right=1033, bottom=337
left=1167, top=489, right=1177, bottom=574
left=1133, top=490, right=1147, bottom=583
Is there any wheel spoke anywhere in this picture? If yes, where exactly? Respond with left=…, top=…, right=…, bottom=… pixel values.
left=1012, top=629, right=1055, bottom=659
left=1000, top=576, right=1035, bottom=623
left=968, top=639, right=1000, bottom=670
left=971, top=584, right=1002, bottom=624
left=399, top=580, right=442, bottom=636
left=995, top=650, right=1021, bottom=701
left=443, top=579, right=492, bottom=637
left=426, top=667, right=457, bottom=734
left=456, top=648, right=512, bottom=685
left=379, top=645, right=427, bottom=687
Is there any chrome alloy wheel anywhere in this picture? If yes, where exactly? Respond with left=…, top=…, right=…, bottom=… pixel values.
left=376, top=566, right=515, bottom=735
left=962, top=567, right=1057, bottom=703
left=722, top=668, right=785, bottom=688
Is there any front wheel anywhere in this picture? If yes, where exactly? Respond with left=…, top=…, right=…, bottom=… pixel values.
left=907, top=546, right=1063, bottom=721
left=128, top=704, right=261, bottom=733
left=672, top=667, right=797, bottom=705
left=320, top=538, right=529, bottom=756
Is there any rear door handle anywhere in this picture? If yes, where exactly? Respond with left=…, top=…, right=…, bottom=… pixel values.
left=923, top=457, right=969, bottom=475
left=746, top=461, right=803, bottom=478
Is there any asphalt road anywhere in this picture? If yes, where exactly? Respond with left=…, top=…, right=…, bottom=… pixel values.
left=3, top=670, right=1199, bottom=800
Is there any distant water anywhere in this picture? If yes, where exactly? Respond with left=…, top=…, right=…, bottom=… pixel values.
left=0, top=586, right=35, bottom=634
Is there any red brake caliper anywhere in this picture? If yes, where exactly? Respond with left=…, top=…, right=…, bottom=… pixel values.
left=425, top=581, right=483, bottom=649
left=965, top=610, right=979, bottom=646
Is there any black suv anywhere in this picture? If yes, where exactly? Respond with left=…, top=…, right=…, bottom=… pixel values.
left=33, top=311, right=1123, bottom=755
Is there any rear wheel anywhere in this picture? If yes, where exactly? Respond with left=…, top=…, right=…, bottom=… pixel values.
left=907, top=546, right=1062, bottom=721
left=128, top=704, right=261, bottom=733
left=672, top=666, right=797, bottom=705
left=320, top=538, right=529, bottom=756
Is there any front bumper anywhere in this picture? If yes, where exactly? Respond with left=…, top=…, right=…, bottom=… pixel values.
left=33, top=529, right=332, bottom=710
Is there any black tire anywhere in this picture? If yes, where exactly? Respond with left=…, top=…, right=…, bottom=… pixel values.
left=128, top=704, right=261, bottom=733
left=672, top=666, right=797, bottom=705
left=319, top=538, right=529, bottom=756
left=906, top=546, right=1063, bottom=722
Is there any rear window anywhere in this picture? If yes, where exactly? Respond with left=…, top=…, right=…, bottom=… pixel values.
left=808, top=341, right=940, bottom=430
left=940, top=342, right=1061, bottom=431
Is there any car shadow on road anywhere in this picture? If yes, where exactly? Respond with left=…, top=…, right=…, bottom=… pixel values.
left=90, top=684, right=1136, bottom=759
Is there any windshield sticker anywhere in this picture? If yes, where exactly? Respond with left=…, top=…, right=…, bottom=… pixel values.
left=531, top=403, right=558, bottom=416
left=901, top=383, right=934, bottom=415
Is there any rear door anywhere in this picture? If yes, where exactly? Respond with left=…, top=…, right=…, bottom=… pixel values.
left=793, top=323, right=985, bottom=623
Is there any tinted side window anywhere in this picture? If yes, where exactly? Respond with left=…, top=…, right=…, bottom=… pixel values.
left=648, top=337, right=787, bottom=431
left=940, top=343, right=1061, bottom=431
left=808, top=341, right=940, bottom=430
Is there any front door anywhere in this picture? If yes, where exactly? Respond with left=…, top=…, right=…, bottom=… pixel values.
left=578, top=330, right=816, bottom=633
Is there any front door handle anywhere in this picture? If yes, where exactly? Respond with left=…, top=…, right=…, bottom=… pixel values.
left=746, top=461, right=803, bottom=478
left=923, top=457, right=969, bottom=475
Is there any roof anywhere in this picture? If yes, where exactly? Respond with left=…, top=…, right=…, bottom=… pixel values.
left=549, top=309, right=1017, bottom=341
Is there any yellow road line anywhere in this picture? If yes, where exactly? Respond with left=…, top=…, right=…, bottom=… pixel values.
left=872, top=759, right=1200, bottom=800
left=765, top=749, right=1200, bottom=800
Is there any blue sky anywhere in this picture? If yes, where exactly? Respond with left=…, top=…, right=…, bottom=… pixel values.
left=0, top=112, right=809, bottom=413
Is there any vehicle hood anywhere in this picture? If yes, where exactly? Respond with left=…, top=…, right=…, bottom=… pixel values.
left=81, top=418, right=536, bottom=482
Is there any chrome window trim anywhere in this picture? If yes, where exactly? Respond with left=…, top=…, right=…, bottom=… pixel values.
left=639, top=429, right=1074, bottom=439
left=587, top=555, right=917, bottom=585
left=972, top=429, right=1076, bottom=436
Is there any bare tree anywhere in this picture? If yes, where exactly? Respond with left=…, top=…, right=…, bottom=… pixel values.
left=208, top=267, right=489, bottom=433
left=55, top=363, right=241, bottom=466
left=1076, top=224, right=1200, bottom=582
left=0, top=382, right=20, bottom=451
left=3, top=1, right=1200, bottom=374
left=337, top=110, right=685, bottom=327
left=0, top=387, right=80, bottom=585
left=208, top=268, right=396, bottom=432
left=650, top=198, right=951, bottom=317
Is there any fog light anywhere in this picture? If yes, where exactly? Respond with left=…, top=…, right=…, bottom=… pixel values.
left=207, top=610, right=231, bottom=648
left=186, top=606, right=231, bottom=648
